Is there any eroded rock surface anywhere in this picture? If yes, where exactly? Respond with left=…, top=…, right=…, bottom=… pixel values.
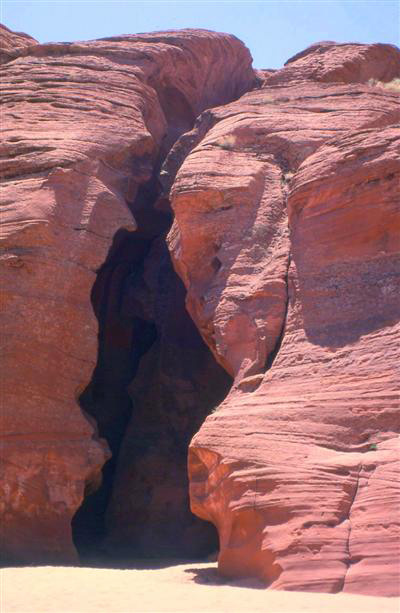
left=168, top=76, right=399, bottom=379
left=167, top=43, right=400, bottom=596
left=269, top=41, right=400, bottom=85
left=0, top=24, right=38, bottom=63
left=1, top=25, right=399, bottom=597
left=0, top=25, right=253, bottom=564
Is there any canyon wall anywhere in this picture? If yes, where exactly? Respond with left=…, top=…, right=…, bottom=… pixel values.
left=1, top=25, right=399, bottom=597
left=0, top=25, right=252, bottom=563
left=168, top=42, right=400, bottom=596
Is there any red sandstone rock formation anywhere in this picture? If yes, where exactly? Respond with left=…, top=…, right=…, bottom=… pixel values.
left=1, top=24, right=399, bottom=598
left=167, top=43, right=400, bottom=596
left=0, top=25, right=253, bottom=564
left=0, top=24, right=38, bottom=63
left=269, top=41, right=400, bottom=85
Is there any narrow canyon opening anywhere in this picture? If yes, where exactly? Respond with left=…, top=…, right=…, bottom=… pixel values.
left=72, top=174, right=232, bottom=565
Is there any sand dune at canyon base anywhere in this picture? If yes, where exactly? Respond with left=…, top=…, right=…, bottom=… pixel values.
left=2, top=562, right=399, bottom=613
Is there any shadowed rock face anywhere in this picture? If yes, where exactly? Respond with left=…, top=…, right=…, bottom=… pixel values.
left=101, top=237, right=231, bottom=558
left=1, top=25, right=399, bottom=597
left=0, top=25, right=253, bottom=565
left=72, top=212, right=231, bottom=561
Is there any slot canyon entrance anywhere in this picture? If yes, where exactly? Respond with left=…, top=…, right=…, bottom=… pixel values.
left=72, top=178, right=232, bottom=564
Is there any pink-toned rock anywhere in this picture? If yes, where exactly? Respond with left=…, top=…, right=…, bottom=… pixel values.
left=0, top=25, right=254, bottom=563
left=0, top=23, right=38, bottom=63
left=168, top=78, right=400, bottom=380
left=267, top=41, right=400, bottom=85
left=2, top=26, right=399, bottom=597
left=167, top=43, right=400, bottom=596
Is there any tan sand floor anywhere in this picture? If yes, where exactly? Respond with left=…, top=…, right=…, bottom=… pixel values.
left=1, top=562, right=399, bottom=613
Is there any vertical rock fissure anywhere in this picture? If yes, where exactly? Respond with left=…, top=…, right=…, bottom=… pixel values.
left=72, top=167, right=232, bottom=563
left=72, top=212, right=161, bottom=561
left=337, top=464, right=363, bottom=592
left=263, top=252, right=291, bottom=373
left=263, top=168, right=293, bottom=375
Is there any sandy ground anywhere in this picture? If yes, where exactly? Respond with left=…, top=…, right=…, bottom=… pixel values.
left=1, top=562, right=399, bottom=613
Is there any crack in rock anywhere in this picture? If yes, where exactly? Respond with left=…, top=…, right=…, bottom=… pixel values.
left=340, top=463, right=363, bottom=591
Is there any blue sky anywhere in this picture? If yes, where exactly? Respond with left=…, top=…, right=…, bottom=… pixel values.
left=1, top=1, right=399, bottom=68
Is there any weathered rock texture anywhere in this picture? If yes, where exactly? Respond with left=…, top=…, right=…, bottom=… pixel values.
left=1, top=24, right=399, bottom=598
left=0, top=25, right=253, bottom=564
left=167, top=43, right=400, bottom=596
left=0, top=23, right=38, bottom=63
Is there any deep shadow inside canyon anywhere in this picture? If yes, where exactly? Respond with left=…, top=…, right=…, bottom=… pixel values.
left=72, top=177, right=232, bottom=564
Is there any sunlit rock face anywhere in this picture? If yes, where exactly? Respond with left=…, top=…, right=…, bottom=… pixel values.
left=168, top=42, right=400, bottom=596
left=0, top=23, right=38, bottom=62
left=1, top=23, right=399, bottom=597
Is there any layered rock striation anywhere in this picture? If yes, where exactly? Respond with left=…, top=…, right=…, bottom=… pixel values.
left=0, top=23, right=38, bottom=63
left=0, top=25, right=253, bottom=564
left=1, top=24, right=399, bottom=597
left=167, top=43, right=400, bottom=596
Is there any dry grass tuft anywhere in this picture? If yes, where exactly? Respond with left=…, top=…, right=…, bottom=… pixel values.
left=367, top=77, right=400, bottom=92
left=215, top=134, right=237, bottom=150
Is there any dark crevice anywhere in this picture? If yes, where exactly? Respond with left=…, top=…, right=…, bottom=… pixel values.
left=102, top=239, right=231, bottom=561
left=261, top=161, right=294, bottom=375
left=71, top=226, right=158, bottom=556
left=72, top=168, right=232, bottom=564
left=263, top=253, right=291, bottom=373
